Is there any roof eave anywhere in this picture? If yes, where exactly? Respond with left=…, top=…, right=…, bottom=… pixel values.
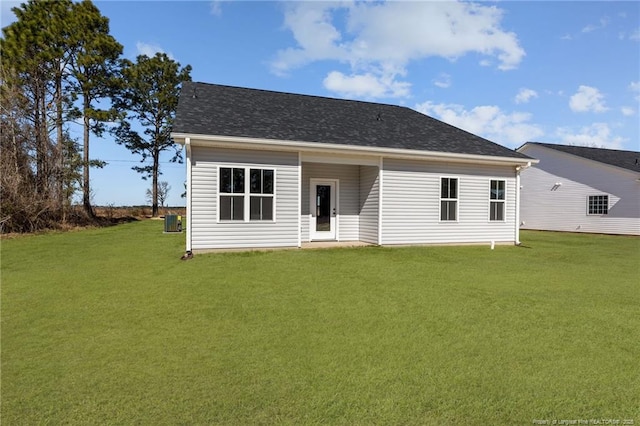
left=518, top=142, right=639, bottom=175
left=172, top=132, right=537, bottom=166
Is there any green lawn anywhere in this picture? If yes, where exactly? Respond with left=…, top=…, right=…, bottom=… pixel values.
left=2, top=221, right=639, bottom=425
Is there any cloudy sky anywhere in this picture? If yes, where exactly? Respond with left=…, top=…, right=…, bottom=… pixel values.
left=2, top=1, right=638, bottom=206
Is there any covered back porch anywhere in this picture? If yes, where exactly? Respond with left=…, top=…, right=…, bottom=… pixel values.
left=300, top=153, right=381, bottom=244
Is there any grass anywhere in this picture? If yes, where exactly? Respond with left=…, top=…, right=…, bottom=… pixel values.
left=2, top=221, right=639, bottom=425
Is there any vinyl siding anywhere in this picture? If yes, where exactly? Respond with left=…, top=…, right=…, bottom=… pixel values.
left=301, top=162, right=360, bottom=241
left=381, top=159, right=517, bottom=244
left=519, top=145, right=640, bottom=235
left=359, top=165, right=379, bottom=244
left=190, top=146, right=299, bottom=249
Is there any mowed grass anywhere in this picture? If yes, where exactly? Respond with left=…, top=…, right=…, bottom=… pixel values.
left=2, top=221, right=639, bottom=425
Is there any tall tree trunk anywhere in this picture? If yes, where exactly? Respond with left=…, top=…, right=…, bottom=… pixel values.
left=152, top=149, right=159, bottom=217
left=38, top=80, right=50, bottom=201
left=55, top=71, right=65, bottom=221
left=82, top=97, right=93, bottom=218
left=34, top=83, right=44, bottom=195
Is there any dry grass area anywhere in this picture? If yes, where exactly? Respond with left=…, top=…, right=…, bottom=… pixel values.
left=94, top=205, right=186, bottom=220
left=1, top=206, right=186, bottom=238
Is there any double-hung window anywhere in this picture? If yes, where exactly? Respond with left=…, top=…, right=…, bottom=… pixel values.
left=587, top=195, right=608, bottom=215
left=220, top=167, right=245, bottom=220
left=489, top=180, right=506, bottom=221
left=219, top=167, right=274, bottom=221
left=440, top=177, right=458, bottom=221
left=249, top=169, right=274, bottom=221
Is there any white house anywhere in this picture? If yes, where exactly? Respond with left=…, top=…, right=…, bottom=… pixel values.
left=171, top=82, right=536, bottom=252
left=517, top=142, right=640, bottom=236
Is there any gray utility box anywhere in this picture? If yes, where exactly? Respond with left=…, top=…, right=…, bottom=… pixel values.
left=164, top=215, right=183, bottom=233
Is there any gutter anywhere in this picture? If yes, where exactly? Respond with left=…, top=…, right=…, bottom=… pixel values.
left=171, top=132, right=538, bottom=167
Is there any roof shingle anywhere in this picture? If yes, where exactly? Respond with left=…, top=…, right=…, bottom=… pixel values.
left=173, top=82, right=530, bottom=160
left=524, top=142, right=640, bottom=173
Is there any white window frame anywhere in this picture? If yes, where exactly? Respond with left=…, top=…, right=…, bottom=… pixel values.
left=217, top=166, right=276, bottom=222
left=587, top=194, right=608, bottom=216
left=489, top=179, right=506, bottom=222
left=439, top=176, right=459, bottom=222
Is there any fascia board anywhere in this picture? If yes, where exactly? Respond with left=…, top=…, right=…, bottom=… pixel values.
left=171, top=132, right=538, bottom=167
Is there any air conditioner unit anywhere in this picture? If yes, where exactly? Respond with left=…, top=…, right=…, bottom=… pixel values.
left=164, top=214, right=182, bottom=233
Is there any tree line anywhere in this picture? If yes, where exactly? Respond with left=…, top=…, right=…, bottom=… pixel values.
left=1, top=0, right=191, bottom=233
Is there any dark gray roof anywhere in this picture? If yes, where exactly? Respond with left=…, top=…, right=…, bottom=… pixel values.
left=524, top=142, right=640, bottom=173
left=174, top=82, right=530, bottom=160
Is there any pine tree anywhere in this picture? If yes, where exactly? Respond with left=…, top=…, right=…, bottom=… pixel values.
left=112, top=53, right=191, bottom=217
left=1, top=0, right=122, bottom=229
left=67, top=0, right=122, bottom=217
left=1, top=0, right=72, bottom=201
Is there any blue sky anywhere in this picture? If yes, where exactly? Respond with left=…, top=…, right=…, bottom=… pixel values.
left=2, top=1, right=639, bottom=206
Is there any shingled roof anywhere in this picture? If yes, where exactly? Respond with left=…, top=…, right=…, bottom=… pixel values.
left=173, top=82, right=530, bottom=160
left=524, top=142, right=640, bottom=173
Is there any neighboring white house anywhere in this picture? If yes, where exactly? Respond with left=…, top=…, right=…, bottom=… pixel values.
left=517, top=142, right=640, bottom=236
left=171, top=82, right=536, bottom=252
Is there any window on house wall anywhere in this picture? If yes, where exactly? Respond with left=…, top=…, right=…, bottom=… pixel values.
left=489, top=180, right=506, bottom=221
left=219, top=167, right=275, bottom=221
left=587, top=195, right=608, bottom=215
left=249, top=169, right=274, bottom=221
left=440, top=177, right=458, bottom=221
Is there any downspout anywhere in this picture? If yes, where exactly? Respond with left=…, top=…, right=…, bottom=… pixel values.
left=515, top=161, right=531, bottom=245
left=185, top=137, right=192, bottom=253
left=297, top=151, right=302, bottom=248
left=378, top=156, right=384, bottom=246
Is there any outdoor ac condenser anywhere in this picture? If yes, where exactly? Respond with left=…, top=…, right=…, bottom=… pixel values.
left=164, top=215, right=182, bottom=233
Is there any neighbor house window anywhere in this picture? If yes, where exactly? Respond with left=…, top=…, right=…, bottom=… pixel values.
left=489, top=180, right=506, bottom=221
left=440, top=177, right=458, bottom=221
left=219, top=167, right=275, bottom=221
left=587, top=195, right=608, bottom=215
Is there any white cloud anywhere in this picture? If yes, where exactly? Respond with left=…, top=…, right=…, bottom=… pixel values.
left=514, top=88, right=538, bottom=104
left=136, top=42, right=174, bottom=60
left=270, top=3, right=348, bottom=77
left=629, top=81, right=640, bottom=101
left=621, top=107, right=635, bottom=116
left=618, top=28, right=640, bottom=41
left=555, top=123, right=625, bottom=149
left=569, top=85, right=608, bottom=113
left=323, top=70, right=411, bottom=99
left=582, top=16, right=610, bottom=33
left=210, top=1, right=222, bottom=17
left=272, top=1, right=525, bottom=98
left=415, top=101, right=544, bottom=147
left=433, top=73, right=451, bottom=89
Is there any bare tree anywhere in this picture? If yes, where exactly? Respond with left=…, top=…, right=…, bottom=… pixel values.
left=146, top=181, right=170, bottom=208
